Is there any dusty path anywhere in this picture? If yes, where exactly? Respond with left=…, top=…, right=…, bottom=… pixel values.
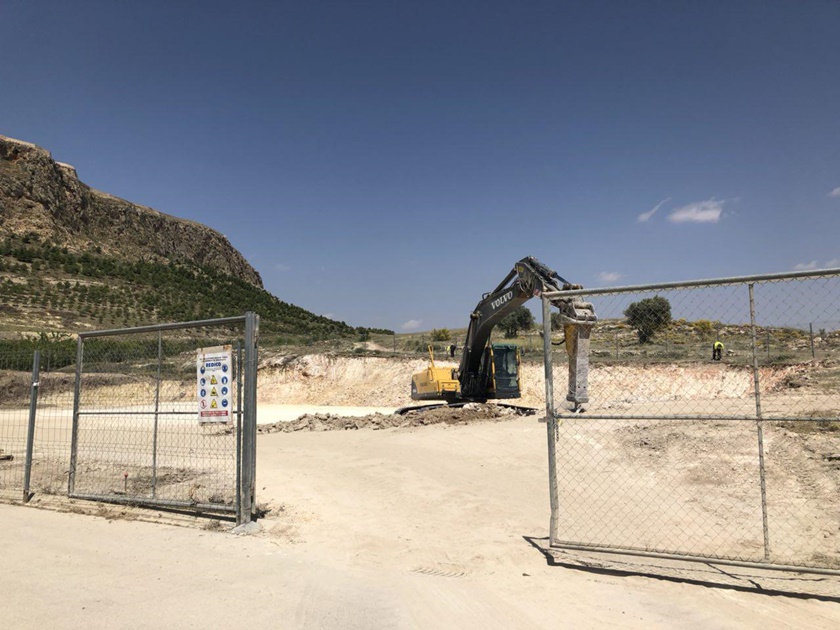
left=4, top=415, right=840, bottom=629
left=4, top=355, right=840, bottom=627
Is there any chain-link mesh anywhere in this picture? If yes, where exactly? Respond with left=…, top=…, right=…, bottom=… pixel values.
left=70, top=325, right=247, bottom=512
left=0, top=350, right=76, bottom=501
left=546, top=271, right=840, bottom=573
left=0, top=350, right=35, bottom=499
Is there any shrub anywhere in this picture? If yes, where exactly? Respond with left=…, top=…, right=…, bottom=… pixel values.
left=500, top=306, right=534, bottom=339
left=430, top=328, right=451, bottom=342
left=624, top=296, right=672, bottom=344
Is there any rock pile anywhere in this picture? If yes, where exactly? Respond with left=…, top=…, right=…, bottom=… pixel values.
left=257, top=403, right=535, bottom=433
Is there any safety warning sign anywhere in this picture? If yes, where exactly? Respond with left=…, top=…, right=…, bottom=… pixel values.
left=197, top=345, right=232, bottom=423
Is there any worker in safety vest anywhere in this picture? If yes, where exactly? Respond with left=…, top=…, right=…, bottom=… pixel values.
left=712, top=340, right=724, bottom=361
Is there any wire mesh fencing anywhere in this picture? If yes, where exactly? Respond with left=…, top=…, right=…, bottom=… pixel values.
left=0, top=349, right=36, bottom=500
left=542, top=269, right=840, bottom=573
left=69, top=315, right=258, bottom=522
left=0, top=314, right=258, bottom=524
left=0, top=349, right=78, bottom=502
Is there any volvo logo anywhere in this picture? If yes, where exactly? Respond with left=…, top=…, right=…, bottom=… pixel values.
left=491, top=291, right=514, bottom=310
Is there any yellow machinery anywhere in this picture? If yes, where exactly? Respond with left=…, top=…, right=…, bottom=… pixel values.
left=408, top=256, right=596, bottom=405
left=410, top=345, right=460, bottom=401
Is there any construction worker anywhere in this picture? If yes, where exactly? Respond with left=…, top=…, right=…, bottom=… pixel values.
left=712, top=340, right=724, bottom=361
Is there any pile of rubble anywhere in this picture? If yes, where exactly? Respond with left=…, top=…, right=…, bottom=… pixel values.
left=257, top=403, right=535, bottom=434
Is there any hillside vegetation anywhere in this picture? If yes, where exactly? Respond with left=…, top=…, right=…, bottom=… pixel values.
left=0, top=233, right=390, bottom=344
left=0, top=135, right=391, bottom=348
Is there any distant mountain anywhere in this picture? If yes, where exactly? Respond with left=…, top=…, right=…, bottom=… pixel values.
left=0, top=135, right=391, bottom=339
left=0, top=135, right=261, bottom=285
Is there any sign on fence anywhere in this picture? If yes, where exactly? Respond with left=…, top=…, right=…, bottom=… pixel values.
left=197, top=345, right=233, bottom=423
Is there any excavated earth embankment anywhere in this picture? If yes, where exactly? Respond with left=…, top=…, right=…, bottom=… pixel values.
left=253, top=353, right=835, bottom=430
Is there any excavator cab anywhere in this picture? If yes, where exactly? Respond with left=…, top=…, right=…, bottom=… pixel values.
left=482, top=343, right=521, bottom=399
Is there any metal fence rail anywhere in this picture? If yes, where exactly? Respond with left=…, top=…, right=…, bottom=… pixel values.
left=0, top=313, right=258, bottom=525
left=0, top=350, right=77, bottom=502
left=0, top=350, right=36, bottom=500
left=542, top=269, right=840, bottom=574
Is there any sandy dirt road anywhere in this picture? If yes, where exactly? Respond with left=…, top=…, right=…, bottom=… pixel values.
left=3, top=412, right=840, bottom=629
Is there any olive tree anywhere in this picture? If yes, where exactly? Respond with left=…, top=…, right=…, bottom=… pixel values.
left=624, top=296, right=672, bottom=344
left=499, top=306, right=534, bottom=338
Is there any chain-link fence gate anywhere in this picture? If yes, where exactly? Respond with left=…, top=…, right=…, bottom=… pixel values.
left=0, top=313, right=258, bottom=525
left=540, top=269, right=840, bottom=575
left=0, top=348, right=77, bottom=504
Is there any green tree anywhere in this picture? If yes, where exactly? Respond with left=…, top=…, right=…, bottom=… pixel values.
left=624, top=296, right=672, bottom=344
left=499, top=306, right=534, bottom=338
left=430, top=328, right=451, bottom=341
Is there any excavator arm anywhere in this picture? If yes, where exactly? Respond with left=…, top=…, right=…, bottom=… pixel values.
left=410, top=256, right=596, bottom=406
left=457, top=256, right=597, bottom=401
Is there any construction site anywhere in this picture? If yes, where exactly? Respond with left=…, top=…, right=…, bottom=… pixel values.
left=3, top=264, right=840, bottom=629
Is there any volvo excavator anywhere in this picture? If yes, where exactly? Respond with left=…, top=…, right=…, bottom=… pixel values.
left=410, top=256, right=597, bottom=407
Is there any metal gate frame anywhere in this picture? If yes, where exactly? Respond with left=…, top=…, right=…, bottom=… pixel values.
left=540, top=268, right=840, bottom=577
left=66, top=313, right=259, bottom=525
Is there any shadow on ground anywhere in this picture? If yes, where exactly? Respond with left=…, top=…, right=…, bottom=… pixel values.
left=524, top=536, right=840, bottom=602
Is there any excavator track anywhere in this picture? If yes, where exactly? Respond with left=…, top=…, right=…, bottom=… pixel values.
left=395, top=402, right=538, bottom=416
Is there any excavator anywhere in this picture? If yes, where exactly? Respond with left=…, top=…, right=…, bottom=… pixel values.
left=410, top=256, right=597, bottom=407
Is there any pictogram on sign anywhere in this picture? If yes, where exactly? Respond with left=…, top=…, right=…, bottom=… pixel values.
left=197, top=345, right=233, bottom=423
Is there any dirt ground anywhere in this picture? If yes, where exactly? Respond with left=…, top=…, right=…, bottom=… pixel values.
left=3, top=355, right=840, bottom=628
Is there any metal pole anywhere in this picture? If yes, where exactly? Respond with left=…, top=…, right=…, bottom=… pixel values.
left=151, top=331, right=162, bottom=498
left=249, top=315, right=259, bottom=515
left=239, top=336, right=252, bottom=524
left=749, top=283, right=771, bottom=560
left=542, top=297, right=560, bottom=546
left=240, top=312, right=259, bottom=521
left=68, top=337, right=84, bottom=495
left=235, top=342, right=243, bottom=525
left=809, top=323, right=815, bottom=359
left=23, top=351, right=40, bottom=502
left=749, top=285, right=764, bottom=420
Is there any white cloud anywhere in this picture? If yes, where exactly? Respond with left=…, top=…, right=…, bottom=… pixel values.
left=598, top=271, right=622, bottom=283
left=274, top=263, right=292, bottom=272
left=637, top=197, right=670, bottom=223
left=829, top=187, right=840, bottom=198
left=401, top=319, right=423, bottom=331
left=668, top=199, right=723, bottom=224
left=322, top=313, right=336, bottom=320
left=794, top=259, right=840, bottom=270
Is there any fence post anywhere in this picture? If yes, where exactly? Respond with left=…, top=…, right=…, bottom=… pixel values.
left=748, top=283, right=771, bottom=561
left=542, top=297, right=560, bottom=546
left=23, top=350, right=40, bottom=502
left=235, top=342, right=243, bottom=524
left=151, top=331, right=162, bottom=498
left=239, top=311, right=259, bottom=524
left=810, top=323, right=815, bottom=359
left=68, top=337, right=84, bottom=495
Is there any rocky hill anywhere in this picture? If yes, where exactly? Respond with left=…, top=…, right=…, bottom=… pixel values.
left=0, top=135, right=389, bottom=340
left=0, top=135, right=261, bottom=287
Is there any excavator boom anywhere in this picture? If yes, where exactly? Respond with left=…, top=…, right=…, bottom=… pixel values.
left=411, top=256, right=597, bottom=405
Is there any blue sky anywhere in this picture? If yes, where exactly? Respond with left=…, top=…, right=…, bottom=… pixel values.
left=2, top=0, right=838, bottom=332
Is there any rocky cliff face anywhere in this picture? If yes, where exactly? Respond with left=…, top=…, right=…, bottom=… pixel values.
left=0, top=135, right=263, bottom=287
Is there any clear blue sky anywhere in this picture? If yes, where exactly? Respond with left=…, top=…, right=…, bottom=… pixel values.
left=2, top=0, right=839, bottom=332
